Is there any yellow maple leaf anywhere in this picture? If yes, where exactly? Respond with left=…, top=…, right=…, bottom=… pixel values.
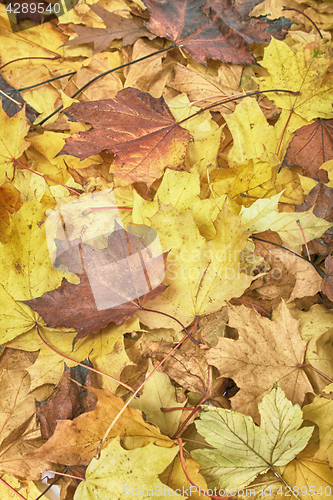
left=258, top=38, right=333, bottom=122
left=74, top=436, right=182, bottom=500
left=240, top=192, right=333, bottom=250
left=0, top=103, right=30, bottom=185
left=136, top=202, right=253, bottom=331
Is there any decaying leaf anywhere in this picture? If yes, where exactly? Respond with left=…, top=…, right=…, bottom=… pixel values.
left=143, top=0, right=292, bottom=65
left=206, top=301, right=314, bottom=421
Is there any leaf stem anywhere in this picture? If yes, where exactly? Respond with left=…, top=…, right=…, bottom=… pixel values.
left=95, top=318, right=199, bottom=459
left=282, top=7, right=323, bottom=39
left=35, top=43, right=176, bottom=126
left=250, top=236, right=326, bottom=278
left=16, top=72, right=76, bottom=92
left=176, top=90, right=300, bottom=127
left=298, top=363, right=333, bottom=383
left=12, top=158, right=82, bottom=196
left=177, top=438, right=232, bottom=499
left=138, top=306, right=200, bottom=345
left=0, top=55, right=61, bottom=71
left=0, top=477, right=27, bottom=500
left=35, top=323, right=135, bottom=392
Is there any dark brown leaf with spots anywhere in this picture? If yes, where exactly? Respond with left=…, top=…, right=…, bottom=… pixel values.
left=143, top=0, right=292, bottom=65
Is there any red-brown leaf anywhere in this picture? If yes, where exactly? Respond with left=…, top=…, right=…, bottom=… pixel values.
left=24, top=225, right=167, bottom=341
left=59, top=88, right=192, bottom=187
left=143, top=0, right=292, bottom=65
left=282, top=119, right=333, bottom=182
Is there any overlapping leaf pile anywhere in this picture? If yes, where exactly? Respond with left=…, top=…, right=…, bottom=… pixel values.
left=1, top=0, right=333, bottom=498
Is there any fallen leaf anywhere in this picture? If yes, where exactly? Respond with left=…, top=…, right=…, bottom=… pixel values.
left=29, top=389, right=174, bottom=466
left=282, top=455, right=333, bottom=500
left=73, top=436, right=182, bottom=500
left=136, top=202, right=253, bottom=332
left=296, top=183, right=333, bottom=257
left=64, top=5, right=155, bottom=53
left=130, top=360, right=185, bottom=436
left=192, top=385, right=313, bottom=491
left=258, top=38, right=333, bottom=122
left=303, top=396, right=333, bottom=466
left=206, top=301, right=314, bottom=421
left=59, top=88, right=192, bottom=187
left=0, top=102, right=30, bottom=185
left=0, top=182, right=22, bottom=243
left=24, top=223, right=167, bottom=340
left=36, top=360, right=98, bottom=440
left=282, top=119, right=333, bottom=182
left=5, top=319, right=136, bottom=393
left=0, top=369, right=52, bottom=479
left=241, top=192, right=333, bottom=250
left=0, top=74, right=38, bottom=122
left=143, top=0, right=291, bottom=65
left=160, top=455, right=208, bottom=500
left=140, top=338, right=209, bottom=395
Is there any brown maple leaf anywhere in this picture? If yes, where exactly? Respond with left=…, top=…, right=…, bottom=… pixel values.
left=206, top=301, right=314, bottom=422
left=59, top=88, right=192, bottom=187
left=143, top=0, right=292, bottom=65
left=24, top=224, right=167, bottom=340
left=64, top=5, right=156, bottom=54
left=282, top=119, right=333, bottom=182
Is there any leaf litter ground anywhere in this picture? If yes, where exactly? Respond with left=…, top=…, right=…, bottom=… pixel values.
left=0, top=0, right=333, bottom=499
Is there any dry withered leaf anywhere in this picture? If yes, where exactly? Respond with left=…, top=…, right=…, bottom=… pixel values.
left=24, top=224, right=167, bottom=340
left=59, top=88, right=192, bottom=187
left=36, top=360, right=98, bottom=440
left=141, top=337, right=209, bottom=394
left=282, top=119, right=333, bottom=182
left=29, top=389, right=173, bottom=466
left=143, top=0, right=292, bottom=65
left=296, top=183, right=333, bottom=257
left=206, top=301, right=314, bottom=422
left=64, top=5, right=156, bottom=54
